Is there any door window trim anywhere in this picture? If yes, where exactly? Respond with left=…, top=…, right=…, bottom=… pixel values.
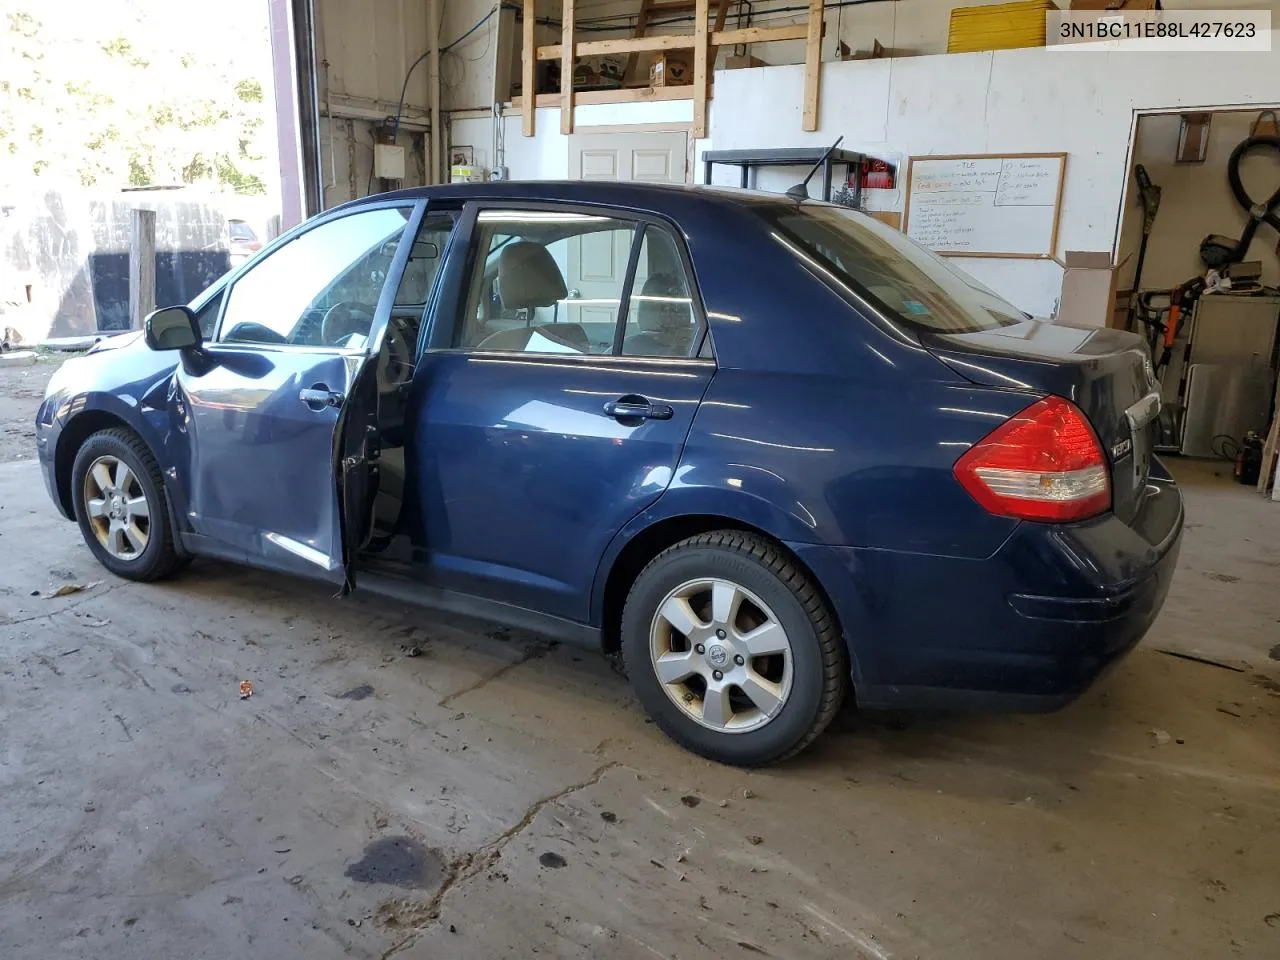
left=208, top=198, right=425, bottom=354
left=419, top=199, right=712, bottom=365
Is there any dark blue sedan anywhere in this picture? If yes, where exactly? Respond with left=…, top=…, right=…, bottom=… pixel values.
left=35, top=182, right=1183, bottom=765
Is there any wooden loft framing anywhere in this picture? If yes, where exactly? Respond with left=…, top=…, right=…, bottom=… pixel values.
left=517, top=0, right=825, bottom=138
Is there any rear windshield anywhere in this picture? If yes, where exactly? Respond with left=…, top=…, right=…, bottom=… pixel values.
left=757, top=203, right=1025, bottom=334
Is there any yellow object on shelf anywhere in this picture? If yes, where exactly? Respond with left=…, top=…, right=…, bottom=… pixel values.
left=948, top=0, right=1058, bottom=54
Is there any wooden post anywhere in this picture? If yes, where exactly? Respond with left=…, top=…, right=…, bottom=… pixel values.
left=560, top=0, right=575, bottom=135
left=129, top=209, right=156, bottom=329
left=802, top=0, right=823, bottom=132
left=522, top=0, right=535, bottom=136
left=693, top=0, right=709, bottom=139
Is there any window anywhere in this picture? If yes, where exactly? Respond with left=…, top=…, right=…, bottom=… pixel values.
left=757, top=203, right=1024, bottom=334
left=218, top=206, right=413, bottom=347
left=621, top=226, right=698, bottom=358
left=194, top=290, right=225, bottom=339
left=455, top=211, right=637, bottom=355
left=394, top=213, right=455, bottom=307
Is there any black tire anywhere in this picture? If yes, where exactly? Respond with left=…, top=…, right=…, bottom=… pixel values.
left=70, top=427, right=184, bottom=582
left=621, top=531, right=847, bottom=766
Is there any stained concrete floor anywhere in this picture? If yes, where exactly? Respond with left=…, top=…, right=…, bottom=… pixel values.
left=1, top=360, right=1279, bottom=959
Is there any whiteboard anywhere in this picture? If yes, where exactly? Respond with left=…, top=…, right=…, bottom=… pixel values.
left=903, top=154, right=1066, bottom=259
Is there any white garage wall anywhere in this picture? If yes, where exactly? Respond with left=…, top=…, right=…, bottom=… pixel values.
left=438, top=0, right=1280, bottom=112
left=707, top=42, right=1280, bottom=316
left=448, top=100, right=694, bottom=178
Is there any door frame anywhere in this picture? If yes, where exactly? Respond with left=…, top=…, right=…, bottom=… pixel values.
left=569, top=124, right=694, bottom=185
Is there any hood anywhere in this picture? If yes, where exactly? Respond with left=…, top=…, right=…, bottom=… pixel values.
left=86, top=331, right=145, bottom=354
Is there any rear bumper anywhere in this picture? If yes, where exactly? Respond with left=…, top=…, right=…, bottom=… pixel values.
left=789, top=472, right=1184, bottom=711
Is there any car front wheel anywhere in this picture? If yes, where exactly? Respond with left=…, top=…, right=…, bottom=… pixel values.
left=70, top=427, right=183, bottom=582
left=621, top=531, right=847, bottom=766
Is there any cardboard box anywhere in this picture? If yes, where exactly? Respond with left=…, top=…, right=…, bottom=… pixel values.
left=1111, top=289, right=1132, bottom=330
left=649, top=53, right=690, bottom=87
left=1057, top=251, right=1119, bottom=328
left=724, top=54, right=766, bottom=69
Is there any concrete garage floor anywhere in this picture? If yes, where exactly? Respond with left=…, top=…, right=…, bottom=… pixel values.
left=1, top=359, right=1279, bottom=959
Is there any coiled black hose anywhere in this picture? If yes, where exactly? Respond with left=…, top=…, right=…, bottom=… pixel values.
left=1224, top=135, right=1280, bottom=262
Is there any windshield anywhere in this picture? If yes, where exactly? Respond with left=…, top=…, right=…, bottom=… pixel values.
left=757, top=203, right=1025, bottom=334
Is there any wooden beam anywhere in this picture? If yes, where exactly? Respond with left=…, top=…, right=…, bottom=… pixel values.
left=711, top=24, right=808, bottom=46
left=623, top=0, right=654, bottom=84
left=513, top=84, right=702, bottom=108
left=802, top=0, right=823, bottom=132
left=538, top=33, right=696, bottom=60
left=713, top=0, right=732, bottom=32
left=129, top=209, right=156, bottom=329
left=521, top=0, right=535, bottom=136
left=693, top=0, right=709, bottom=138
left=560, top=0, right=575, bottom=134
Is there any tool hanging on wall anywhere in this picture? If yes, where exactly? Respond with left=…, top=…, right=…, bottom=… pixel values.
left=1125, top=163, right=1162, bottom=332
left=1198, top=130, right=1280, bottom=268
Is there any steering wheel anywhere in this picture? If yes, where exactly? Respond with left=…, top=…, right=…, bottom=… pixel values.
left=320, top=301, right=371, bottom=345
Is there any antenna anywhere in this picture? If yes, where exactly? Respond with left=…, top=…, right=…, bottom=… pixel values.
left=785, top=136, right=845, bottom=202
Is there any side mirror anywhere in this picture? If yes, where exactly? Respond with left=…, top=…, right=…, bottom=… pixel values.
left=144, top=305, right=202, bottom=352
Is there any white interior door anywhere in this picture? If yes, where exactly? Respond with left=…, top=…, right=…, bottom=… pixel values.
left=569, top=129, right=689, bottom=184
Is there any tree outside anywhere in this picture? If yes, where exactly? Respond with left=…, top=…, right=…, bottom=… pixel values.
left=1, top=0, right=277, bottom=196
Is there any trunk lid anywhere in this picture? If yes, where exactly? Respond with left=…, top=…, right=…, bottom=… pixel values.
left=923, top=319, right=1161, bottom=525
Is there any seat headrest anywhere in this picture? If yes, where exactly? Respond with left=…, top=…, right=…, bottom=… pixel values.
left=496, top=241, right=567, bottom=310
left=635, top=273, right=689, bottom=332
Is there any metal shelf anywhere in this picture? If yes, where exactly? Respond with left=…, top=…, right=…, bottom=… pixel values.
left=702, top=147, right=866, bottom=204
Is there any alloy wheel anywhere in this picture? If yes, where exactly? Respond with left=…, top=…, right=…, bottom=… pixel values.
left=82, top=455, right=151, bottom=560
left=648, top=577, right=794, bottom=733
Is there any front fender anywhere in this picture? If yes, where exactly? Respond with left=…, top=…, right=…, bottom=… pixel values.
left=41, top=373, right=186, bottom=523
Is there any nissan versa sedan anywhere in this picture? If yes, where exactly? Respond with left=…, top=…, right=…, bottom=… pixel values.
left=35, top=182, right=1184, bottom=766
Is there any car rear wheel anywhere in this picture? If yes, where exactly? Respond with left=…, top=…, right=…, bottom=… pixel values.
left=621, top=531, right=847, bottom=766
left=70, top=428, right=183, bottom=582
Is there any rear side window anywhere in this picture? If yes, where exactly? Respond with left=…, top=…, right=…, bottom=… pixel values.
left=759, top=203, right=1024, bottom=334
left=452, top=209, right=703, bottom=359
left=456, top=211, right=637, bottom=355
left=621, top=226, right=698, bottom=358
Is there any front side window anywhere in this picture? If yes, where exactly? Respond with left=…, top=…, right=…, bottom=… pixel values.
left=455, top=211, right=637, bottom=355
left=218, top=206, right=413, bottom=347
left=759, top=203, right=1024, bottom=334
left=394, top=212, right=456, bottom=308
left=194, top=290, right=225, bottom=339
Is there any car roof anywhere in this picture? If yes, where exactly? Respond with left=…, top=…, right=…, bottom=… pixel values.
left=334, top=180, right=789, bottom=219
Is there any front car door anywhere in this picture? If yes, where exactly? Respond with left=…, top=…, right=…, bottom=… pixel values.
left=171, top=200, right=422, bottom=582
left=395, top=203, right=714, bottom=622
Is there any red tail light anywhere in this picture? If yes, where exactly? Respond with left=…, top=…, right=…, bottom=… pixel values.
left=953, top=396, right=1110, bottom=522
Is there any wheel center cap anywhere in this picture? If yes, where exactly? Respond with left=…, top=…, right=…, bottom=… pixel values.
left=706, top=644, right=728, bottom=667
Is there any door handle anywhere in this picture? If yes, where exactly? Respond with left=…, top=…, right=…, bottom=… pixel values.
left=603, top=397, right=674, bottom=421
left=299, top=386, right=344, bottom=409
